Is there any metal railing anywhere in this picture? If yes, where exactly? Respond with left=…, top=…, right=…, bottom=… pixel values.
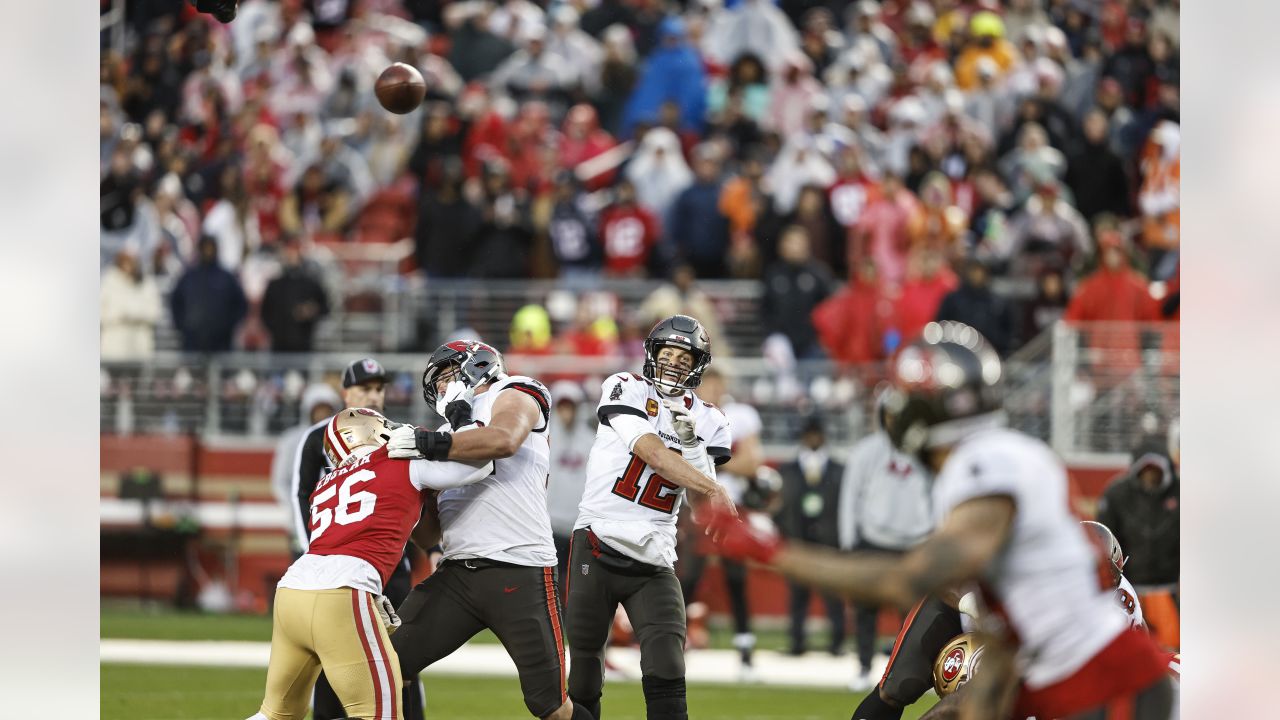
left=102, top=321, right=1178, bottom=461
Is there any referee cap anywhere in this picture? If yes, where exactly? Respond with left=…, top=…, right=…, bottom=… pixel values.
left=342, top=358, right=388, bottom=388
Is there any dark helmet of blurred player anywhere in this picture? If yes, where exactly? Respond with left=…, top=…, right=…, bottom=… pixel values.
left=883, top=321, right=1004, bottom=461
left=643, top=315, right=712, bottom=396
left=323, top=408, right=395, bottom=468
left=1081, top=520, right=1127, bottom=589
left=421, top=339, right=506, bottom=406
left=933, top=632, right=984, bottom=697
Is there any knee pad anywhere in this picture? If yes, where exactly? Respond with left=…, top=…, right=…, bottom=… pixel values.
left=641, top=675, right=687, bottom=720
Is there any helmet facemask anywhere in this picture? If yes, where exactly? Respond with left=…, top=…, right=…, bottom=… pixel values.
left=645, top=343, right=709, bottom=397
left=421, top=341, right=505, bottom=406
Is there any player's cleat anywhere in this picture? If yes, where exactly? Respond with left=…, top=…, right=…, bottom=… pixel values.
left=737, top=663, right=760, bottom=684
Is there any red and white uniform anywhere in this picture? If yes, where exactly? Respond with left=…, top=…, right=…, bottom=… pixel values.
left=1116, top=575, right=1146, bottom=629
left=599, top=206, right=659, bottom=276
left=934, top=427, right=1168, bottom=718
left=279, top=447, right=492, bottom=594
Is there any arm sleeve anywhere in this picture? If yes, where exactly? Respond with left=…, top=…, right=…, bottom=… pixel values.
left=409, top=458, right=495, bottom=490
left=706, top=413, right=733, bottom=467
left=292, top=424, right=329, bottom=550
left=609, top=413, right=659, bottom=453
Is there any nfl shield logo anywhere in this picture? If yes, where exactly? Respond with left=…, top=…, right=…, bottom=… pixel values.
left=581, top=564, right=590, bottom=576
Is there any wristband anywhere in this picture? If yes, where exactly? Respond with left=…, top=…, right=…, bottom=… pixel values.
left=415, top=429, right=454, bottom=461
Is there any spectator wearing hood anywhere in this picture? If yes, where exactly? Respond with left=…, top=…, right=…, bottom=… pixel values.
left=812, top=258, right=894, bottom=364
left=707, top=52, right=772, bottom=128
left=851, top=172, right=920, bottom=291
left=707, top=0, right=800, bottom=72
left=414, top=159, right=482, bottom=278
left=488, top=27, right=575, bottom=109
left=767, top=54, right=825, bottom=139
left=470, top=160, right=534, bottom=278
left=545, top=380, right=595, bottom=575
left=668, top=144, right=730, bottom=279
left=1063, top=223, right=1158, bottom=324
left=269, top=382, right=342, bottom=554
left=626, top=127, right=694, bottom=220
left=558, top=104, right=618, bottom=190
left=1096, top=439, right=1180, bottom=649
left=546, top=5, right=605, bottom=93
left=621, top=16, right=708, bottom=137
left=934, top=257, right=1015, bottom=356
left=170, top=235, right=249, bottom=352
left=1003, top=178, right=1091, bottom=280
left=594, top=24, right=640, bottom=136
left=101, top=245, right=164, bottom=360
left=1067, top=108, right=1132, bottom=222
left=763, top=225, right=835, bottom=360
left=261, top=237, right=330, bottom=352
left=766, top=136, right=836, bottom=216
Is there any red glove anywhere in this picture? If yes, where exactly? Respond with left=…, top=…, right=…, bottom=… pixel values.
left=702, top=507, right=785, bottom=565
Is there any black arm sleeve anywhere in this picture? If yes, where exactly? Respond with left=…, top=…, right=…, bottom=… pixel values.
left=296, top=425, right=329, bottom=538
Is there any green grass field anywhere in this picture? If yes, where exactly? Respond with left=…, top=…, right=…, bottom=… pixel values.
left=101, top=665, right=939, bottom=720
left=101, top=605, right=936, bottom=719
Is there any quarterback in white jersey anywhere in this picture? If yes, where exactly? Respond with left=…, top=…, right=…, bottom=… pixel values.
left=566, top=315, right=737, bottom=720
left=706, top=322, right=1173, bottom=720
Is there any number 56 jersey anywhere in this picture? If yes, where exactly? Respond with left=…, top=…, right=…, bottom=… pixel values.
left=575, top=372, right=732, bottom=567
left=280, top=446, right=491, bottom=595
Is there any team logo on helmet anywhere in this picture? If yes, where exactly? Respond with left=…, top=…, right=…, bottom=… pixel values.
left=941, top=647, right=965, bottom=682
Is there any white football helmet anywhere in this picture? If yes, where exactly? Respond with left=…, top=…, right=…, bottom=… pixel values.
left=323, top=408, right=395, bottom=468
left=1081, top=520, right=1127, bottom=589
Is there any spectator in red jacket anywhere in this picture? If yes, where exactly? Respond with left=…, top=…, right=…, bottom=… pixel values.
left=599, top=179, right=661, bottom=277
left=559, top=104, right=618, bottom=190
left=894, top=252, right=959, bottom=344
left=811, top=258, right=894, bottom=364
left=1064, top=223, right=1159, bottom=324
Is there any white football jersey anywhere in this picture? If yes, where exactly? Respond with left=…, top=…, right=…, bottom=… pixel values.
left=575, top=372, right=732, bottom=567
left=718, top=400, right=761, bottom=504
left=933, top=427, right=1128, bottom=690
left=436, top=375, right=558, bottom=567
left=1116, top=575, right=1146, bottom=629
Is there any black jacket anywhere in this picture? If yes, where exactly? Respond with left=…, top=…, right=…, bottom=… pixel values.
left=261, top=266, right=329, bottom=352
left=763, top=260, right=835, bottom=358
left=1096, top=453, right=1180, bottom=587
left=774, top=456, right=845, bottom=548
left=935, top=283, right=1015, bottom=356
left=169, top=261, right=248, bottom=352
left=1066, top=141, right=1131, bottom=221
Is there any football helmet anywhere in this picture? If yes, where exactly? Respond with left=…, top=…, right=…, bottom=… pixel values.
left=421, top=340, right=506, bottom=407
left=1082, top=520, right=1127, bottom=589
left=742, top=466, right=783, bottom=512
left=933, top=633, right=984, bottom=697
left=323, top=408, right=395, bottom=468
left=643, top=315, right=712, bottom=396
left=883, top=321, right=1005, bottom=461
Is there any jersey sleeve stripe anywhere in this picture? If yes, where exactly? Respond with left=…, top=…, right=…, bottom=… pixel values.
left=708, top=446, right=732, bottom=466
left=506, top=383, right=551, bottom=412
left=596, top=404, right=648, bottom=426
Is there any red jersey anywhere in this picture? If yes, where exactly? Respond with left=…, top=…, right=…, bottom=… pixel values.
left=306, top=447, right=427, bottom=587
left=600, top=205, right=660, bottom=276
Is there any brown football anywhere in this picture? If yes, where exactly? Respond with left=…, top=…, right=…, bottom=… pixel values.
left=375, top=62, right=426, bottom=115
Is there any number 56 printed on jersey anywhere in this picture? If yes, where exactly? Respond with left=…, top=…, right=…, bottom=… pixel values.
left=311, top=469, right=378, bottom=542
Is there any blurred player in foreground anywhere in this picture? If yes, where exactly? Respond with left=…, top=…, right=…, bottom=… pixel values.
left=247, top=409, right=494, bottom=720
left=705, top=321, right=1173, bottom=720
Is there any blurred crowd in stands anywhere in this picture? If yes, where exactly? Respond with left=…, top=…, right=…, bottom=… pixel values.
left=100, top=0, right=1180, bottom=362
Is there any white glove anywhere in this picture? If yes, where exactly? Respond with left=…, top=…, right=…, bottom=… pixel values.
left=957, top=592, right=981, bottom=620
left=436, top=379, right=476, bottom=428
left=387, top=425, right=424, bottom=459
left=662, top=398, right=698, bottom=446
left=375, top=594, right=402, bottom=634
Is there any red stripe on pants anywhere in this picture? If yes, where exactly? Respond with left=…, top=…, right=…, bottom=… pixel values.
left=365, top=594, right=398, bottom=720
left=544, top=567, right=567, bottom=702
left=351, top=589, right=383, bottom=720
left=879, top=597, right=926, bottom=686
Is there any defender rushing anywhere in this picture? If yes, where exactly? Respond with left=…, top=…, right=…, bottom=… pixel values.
left=247, top=409, right=493, bottom=720
left=566, top=315, right=738, bottom=720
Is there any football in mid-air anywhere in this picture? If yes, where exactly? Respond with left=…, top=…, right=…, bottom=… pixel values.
left=375, top=63, right=426, bottom=115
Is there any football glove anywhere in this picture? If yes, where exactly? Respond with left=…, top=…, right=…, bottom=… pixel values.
left=661, top=398, right=699, bottom=446
left=387, top=425, right=454, bottom=460
left=700, top=506, right=783, bottom=565
left=190, top=0, right=238, bottom=23
left=375, top=594, right=402, bottom=635
left=436, top=379, right=475, bottom=430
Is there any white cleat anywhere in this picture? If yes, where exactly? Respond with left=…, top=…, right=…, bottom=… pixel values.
left=848, top=671, right=874, bottom=693
left=737, top=664, right=760, bottom=684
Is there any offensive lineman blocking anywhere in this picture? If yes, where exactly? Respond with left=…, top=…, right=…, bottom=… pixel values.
left=566, top=315, right=738, bottom=720
left=247, top=409, right=494, bottom=720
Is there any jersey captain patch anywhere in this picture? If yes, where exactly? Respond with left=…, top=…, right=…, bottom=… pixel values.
left=646, top=399, right=659, bottom=416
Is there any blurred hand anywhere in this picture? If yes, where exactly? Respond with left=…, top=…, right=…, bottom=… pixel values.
left=699, top=507, right=781, bottom=565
